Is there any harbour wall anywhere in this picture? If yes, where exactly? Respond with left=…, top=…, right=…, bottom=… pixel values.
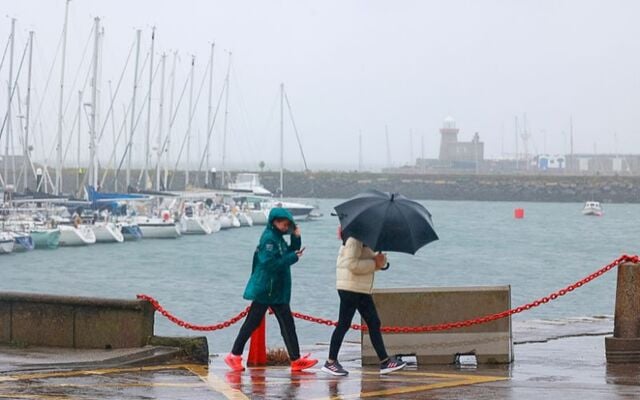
left=258, top=171, right=640, bottom=203
left=10, top=169, right=640, bottom=203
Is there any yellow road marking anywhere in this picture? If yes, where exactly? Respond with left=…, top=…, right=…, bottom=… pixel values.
left=307, top=370, right=508, bottom=400
left=0, top=395, right=72, bottom=399
left=0, top=364, right=190, bottom=381
left=186, top=365, right=250, bottom=400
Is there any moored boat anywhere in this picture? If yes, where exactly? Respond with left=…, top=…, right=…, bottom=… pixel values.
left=135, top=216, right=181, bottom=239
left=0, top=232, right=15, bottom=254
left=92, top=222, right=125, bottom=243
left=582, top=201, right=603, bottom=216
left=10, top=232, right=35, bottom=252
left=31, top=228, right=61, bottom=249
left=58, top=225, right=97, bottom=246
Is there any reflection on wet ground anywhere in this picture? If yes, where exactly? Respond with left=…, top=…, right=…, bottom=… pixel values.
left=1, top=336, right=639, bottom=399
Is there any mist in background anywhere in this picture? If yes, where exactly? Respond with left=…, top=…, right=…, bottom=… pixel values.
left=1, top=0, right=639, bottom=172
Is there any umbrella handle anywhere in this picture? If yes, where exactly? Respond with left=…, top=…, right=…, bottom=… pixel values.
left=381, top=262, right=390, bottom=271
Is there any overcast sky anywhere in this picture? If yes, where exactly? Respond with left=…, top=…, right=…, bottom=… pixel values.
left=1, top=0, right=639, bottom=172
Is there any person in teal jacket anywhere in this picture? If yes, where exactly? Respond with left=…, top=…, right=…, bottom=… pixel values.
left=225, top=207, right=318, bottom=372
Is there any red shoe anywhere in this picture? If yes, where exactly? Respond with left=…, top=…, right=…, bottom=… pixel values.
left=224, top=353, right=245, bottom=372
left=291, top=353, right=318, bottom=372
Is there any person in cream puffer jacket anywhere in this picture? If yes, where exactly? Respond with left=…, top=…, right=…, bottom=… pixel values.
left=321, top=234, right=407, bottom=377
left=336, top=237, right=385, bottom=294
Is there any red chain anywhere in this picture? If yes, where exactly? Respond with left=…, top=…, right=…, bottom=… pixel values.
left=138, top=254, right=638, bottom=333
left=136, top=294, right=250, bottom=331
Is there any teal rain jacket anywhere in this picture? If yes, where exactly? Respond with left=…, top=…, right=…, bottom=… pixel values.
left=242, top=207, right=301, bottom=304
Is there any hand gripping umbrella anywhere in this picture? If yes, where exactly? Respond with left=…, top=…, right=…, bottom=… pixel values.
left=334, top=189, right=438, bottom=255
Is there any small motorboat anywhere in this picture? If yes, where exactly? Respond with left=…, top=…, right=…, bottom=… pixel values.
left=582, top=201, right=603, bottom=216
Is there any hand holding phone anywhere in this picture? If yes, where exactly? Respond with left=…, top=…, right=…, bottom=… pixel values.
left=296, top=247, right=306, bottom=258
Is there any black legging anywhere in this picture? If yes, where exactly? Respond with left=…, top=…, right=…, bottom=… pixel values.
left=328, top=289, right=389, bottom=361
left=231, top=301, right=301, bottom=361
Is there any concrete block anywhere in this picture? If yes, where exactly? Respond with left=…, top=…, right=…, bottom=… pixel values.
left=74, top=307, right=152, bottom=349
left=361, top=286, right=512, bottom=365
left=0, top=302, right=10, bottom=342
left=11, top=303, right=74, bottom=347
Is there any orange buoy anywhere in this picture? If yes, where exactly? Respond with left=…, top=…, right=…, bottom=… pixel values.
left=514, top=208, right=524, bottom=219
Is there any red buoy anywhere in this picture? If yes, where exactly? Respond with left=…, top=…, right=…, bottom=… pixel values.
left=514, top=208, right=524, bottom=219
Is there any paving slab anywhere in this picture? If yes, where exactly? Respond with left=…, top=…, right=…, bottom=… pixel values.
left=0, top=333, right=639, bottom=399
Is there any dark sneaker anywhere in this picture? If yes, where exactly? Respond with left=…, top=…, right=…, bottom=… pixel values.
left=321, top=360, right=349, bottom=376
left=380, top=356, right=406, bottom=375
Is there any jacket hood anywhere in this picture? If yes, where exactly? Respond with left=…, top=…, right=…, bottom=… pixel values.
left=268, top=207, right=296, bottom=233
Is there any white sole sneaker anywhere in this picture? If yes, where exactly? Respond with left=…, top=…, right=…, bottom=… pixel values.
left=380, top=362, right=406, bottom=375
left=321, top=366, right=349, bottom=376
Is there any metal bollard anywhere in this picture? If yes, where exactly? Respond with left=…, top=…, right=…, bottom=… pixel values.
left=247, top=316, right=267, bottom=366
left=605, top=262, right=640, bottom=363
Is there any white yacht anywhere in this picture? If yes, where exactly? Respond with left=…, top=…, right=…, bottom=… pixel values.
left=92, top=222, right=125, bottom=243
left=228, top=173, right=273, bottom=196
left=0, top=232, right=15, bottom=254
left=135, top=215, right=181, bottom=239
left=58, top=224, right=97, bottom=246
left=582, top=201, right=603, bottom=216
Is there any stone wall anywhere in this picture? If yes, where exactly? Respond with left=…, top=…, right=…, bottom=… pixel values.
left=0, top=292, right=154, bottom=349
left=259, top=171, right=640, bottom=203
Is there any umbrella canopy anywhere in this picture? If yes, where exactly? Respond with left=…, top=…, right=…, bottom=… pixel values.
left=334, top=189, right=438, bottom=254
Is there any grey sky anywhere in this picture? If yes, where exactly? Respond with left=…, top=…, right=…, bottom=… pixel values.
left=2, top=0, right=639, bottom=171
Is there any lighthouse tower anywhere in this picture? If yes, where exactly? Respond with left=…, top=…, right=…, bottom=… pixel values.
left=439, top=116, right=459, bottom=161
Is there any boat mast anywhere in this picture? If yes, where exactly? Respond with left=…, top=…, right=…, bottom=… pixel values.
left=55, top=0, right=70, bottom=194
left=156, top=52, right=166, bottom=191
left=4, top=18, right=15, bottom=189
left=88, top=17, right=100, bottom=189
left=385, top=125, right=391, bottom=168
left=279, top=83, right=284, bottom=198
left=421, top=135, right=425, bottom=173
left=358, top=130, right=362, bottom=171
left=164, top=51, right=177, bottom=190
left=570, top=116, right=574, bottom=172
left=126, top=29, right=141, bottom=189
left=205, top=42, right=214, bottom=187
left=76, top=90, right=82, bottom=191
left=221, top=51, right=231, bottom=188
left=144, top=27, right=155, bottom=189
left=185, top=55, right=195, bottom=189
left=23, top=30, right=34, bottom=190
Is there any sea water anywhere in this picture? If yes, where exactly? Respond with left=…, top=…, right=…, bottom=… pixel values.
left=3, top=199, right=638, bottom=352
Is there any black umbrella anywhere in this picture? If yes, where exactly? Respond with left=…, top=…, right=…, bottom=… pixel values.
left=334, top=189, right=438, bottom=255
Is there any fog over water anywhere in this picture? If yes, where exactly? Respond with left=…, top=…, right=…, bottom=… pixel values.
left=1, top=1, right=639, bottom=172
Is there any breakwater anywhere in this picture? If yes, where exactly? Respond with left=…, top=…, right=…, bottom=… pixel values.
left=258, top=172, right=640, bottom=203
left=15, top=169, right=640, bottom=203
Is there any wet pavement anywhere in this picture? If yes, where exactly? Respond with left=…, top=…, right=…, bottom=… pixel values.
left=1, top=335, right=639, bottom=399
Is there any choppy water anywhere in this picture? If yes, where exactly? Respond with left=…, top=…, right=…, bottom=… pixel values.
left=3, top=199, right=638, bottom=352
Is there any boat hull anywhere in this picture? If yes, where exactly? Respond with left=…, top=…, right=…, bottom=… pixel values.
left=180, top=217, right=212, bottom=235
left=92, top=223, right=125, bottom=243
left=58, top=225, right=97, bottom=246
left=0, top=239, right=14, bottom=254
left=31, top=229, right=61, bottom=249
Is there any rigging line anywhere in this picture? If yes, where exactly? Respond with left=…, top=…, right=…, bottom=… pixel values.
left=196, top=77, right=226, bottom=175
left=0, top=40, right=29, bottom=142
left=229, top=61, right=256, bottom=156
left=169, top=55, right=212, bottom=187
left=284, top=90, right=309, bottom=171
left=0, top=32, right=11, bottom=73
left=61, top=24, right=94, bottom=118
left=109, top=54, right=159, bottom=187
left=100, top=102, right=131, bottom=188
left=43, top=50, right=93, bottom=177
left=31, top=22, right=64, bottom=140
left=157, top=67, right=190, bottom=160
left=96, top=39, right=135, bottom=143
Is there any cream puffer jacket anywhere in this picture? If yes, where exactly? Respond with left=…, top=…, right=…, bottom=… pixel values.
left=336, top=237, right=385, bottom=294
